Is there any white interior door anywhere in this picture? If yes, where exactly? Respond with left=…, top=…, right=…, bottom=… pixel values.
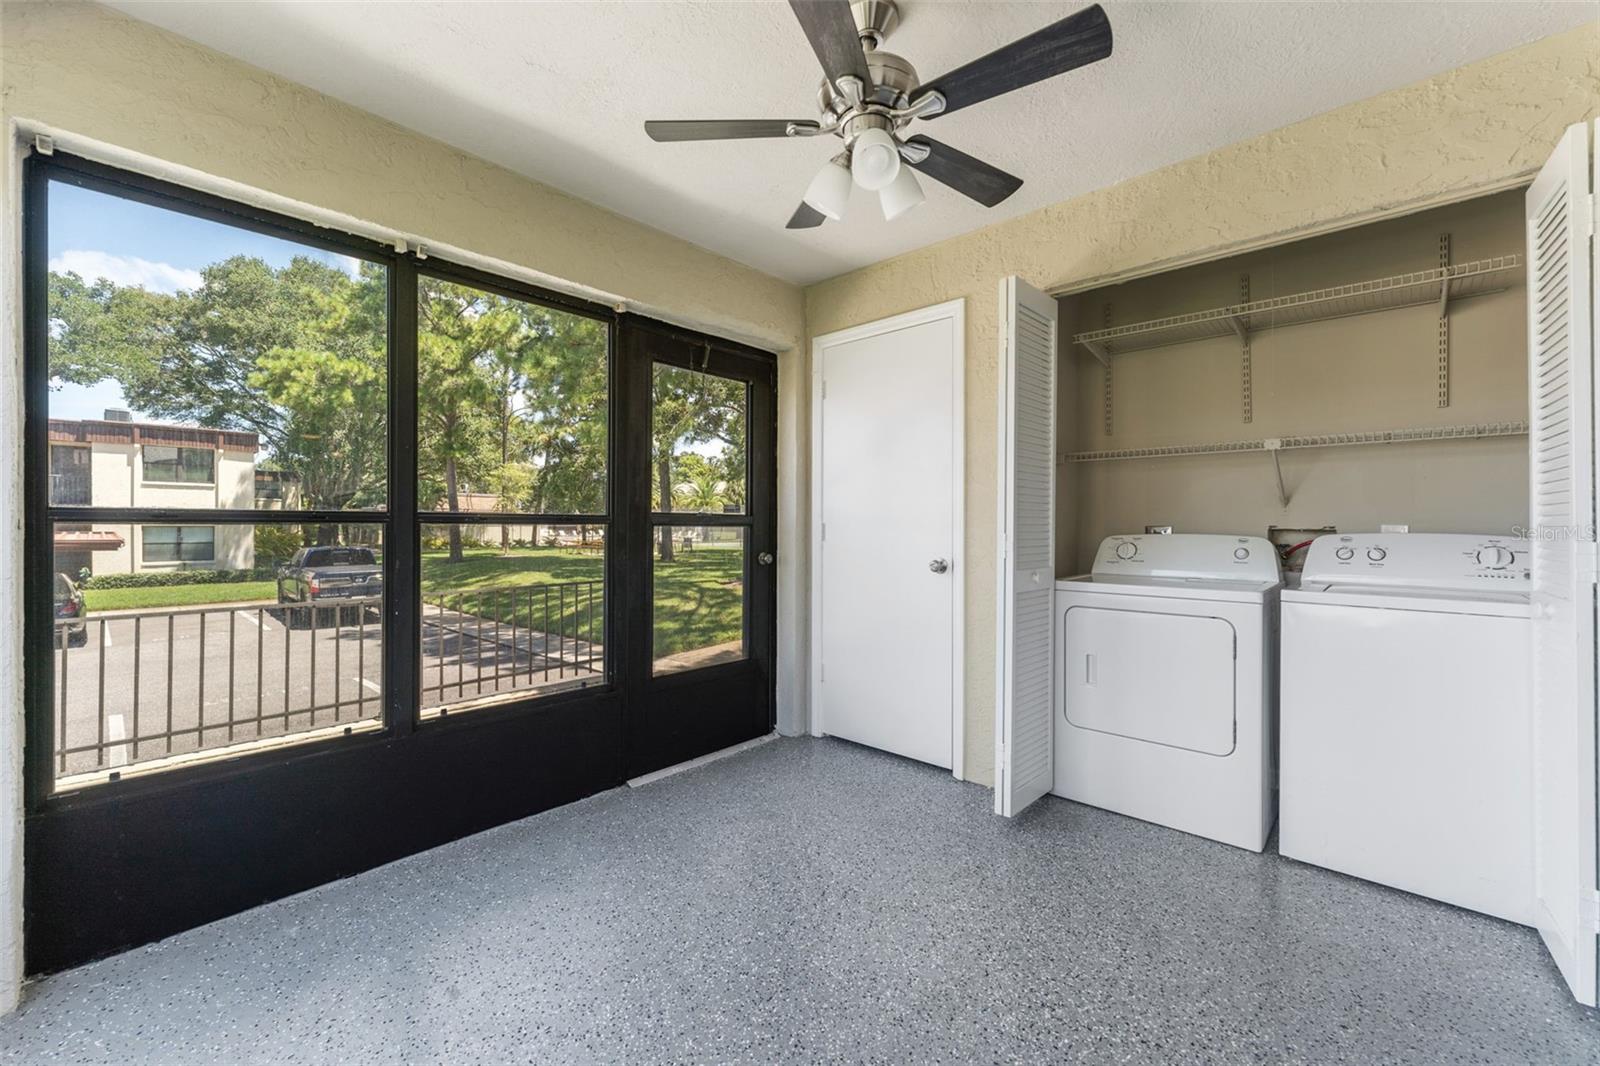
left=813, top=301, right=962, bottom=771
left=994, top=277, right=1058, bottom=817
left=1527, top=120, right=1598, bottom=1006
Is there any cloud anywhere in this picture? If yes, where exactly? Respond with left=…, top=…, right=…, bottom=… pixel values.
left=48, top=250, right=203, bottom=295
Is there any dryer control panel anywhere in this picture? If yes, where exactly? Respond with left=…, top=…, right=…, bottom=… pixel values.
left=1092, top=533, right=1281, bottom=582
left=1301, top=532, right=1531, bottom=588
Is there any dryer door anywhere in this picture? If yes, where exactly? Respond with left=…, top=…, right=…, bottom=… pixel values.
left=1062, top=606, right=1236, bottom=755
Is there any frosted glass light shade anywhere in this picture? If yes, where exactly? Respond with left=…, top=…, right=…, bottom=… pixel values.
left=850, top=128, right=901, bottom=191
left=803, top=158, right=852, bottom=220
left=879, top=166, right=924, bottom=221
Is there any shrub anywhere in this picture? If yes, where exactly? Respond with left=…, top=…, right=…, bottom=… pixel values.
left=82, top=568, right=277, bottom=590
left=254, top=524, right=303, bottom=567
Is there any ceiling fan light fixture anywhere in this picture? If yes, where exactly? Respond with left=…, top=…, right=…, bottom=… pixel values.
left=803, top=156, right=853, bottom=220
left=850, top=127, right=901, bottom=191
left=879, top=165, right=924, bottom=221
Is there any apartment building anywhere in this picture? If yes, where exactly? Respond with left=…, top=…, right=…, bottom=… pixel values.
left=48, top=411, right=257, bottom=576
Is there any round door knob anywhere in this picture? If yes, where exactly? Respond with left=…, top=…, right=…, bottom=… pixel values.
left=757, top=552, right=775, bottom=566
left=929, top=559, right=949, bottom=574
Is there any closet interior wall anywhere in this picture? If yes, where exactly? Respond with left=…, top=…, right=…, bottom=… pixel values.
left=1056, top=190, right=1529, bottom=576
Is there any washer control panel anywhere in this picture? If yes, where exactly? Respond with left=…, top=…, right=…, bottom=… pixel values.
left=1302, top=532, right=1530, bottom=588
left=1092, top=533, right=1281, bottom=582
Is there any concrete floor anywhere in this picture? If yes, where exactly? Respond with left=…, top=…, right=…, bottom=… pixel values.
left=2, top=736, right=1597, bottom=1063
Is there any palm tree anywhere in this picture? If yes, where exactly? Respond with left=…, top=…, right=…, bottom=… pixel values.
left=675, top=467, right=723, bottom=549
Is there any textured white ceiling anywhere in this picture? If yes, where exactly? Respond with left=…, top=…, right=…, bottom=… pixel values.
left=107, top=0, right=1594, bottom=285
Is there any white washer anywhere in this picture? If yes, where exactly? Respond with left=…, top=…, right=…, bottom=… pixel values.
left=1280, top=533, right=1533, bottom=925
left=1053, top=533, right=1281, bottom=852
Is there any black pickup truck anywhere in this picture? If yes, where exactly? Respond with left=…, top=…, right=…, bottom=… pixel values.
left=276, top=545, right=383, bottom=628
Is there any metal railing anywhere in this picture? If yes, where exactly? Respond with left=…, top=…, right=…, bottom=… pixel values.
left=421, top=580, right=604, bottom=713
left=52, top=579, right=607, bottom=781
left=53, top=596, right=383, bottom=780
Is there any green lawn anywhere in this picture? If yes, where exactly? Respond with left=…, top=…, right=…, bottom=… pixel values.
left=422, top=543, right=743, bottom=659
left=79, top=545, right=745, bottom=659
left=84, top=580, right=279, bottom=612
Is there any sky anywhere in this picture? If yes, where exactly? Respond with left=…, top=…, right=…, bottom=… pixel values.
left=47, top=180, right=363, bottom=425
left=46, top=179, right=730, bottom=464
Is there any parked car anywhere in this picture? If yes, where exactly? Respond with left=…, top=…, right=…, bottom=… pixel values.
left=53, top=572, right=88, bottom=648
left=276, top=546, right=382, bottom=629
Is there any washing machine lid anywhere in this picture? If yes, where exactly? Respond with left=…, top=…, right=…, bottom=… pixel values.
left=1058, top=573, right=1278, bottom=604
left=1284, top=582, right=1530, bottom=617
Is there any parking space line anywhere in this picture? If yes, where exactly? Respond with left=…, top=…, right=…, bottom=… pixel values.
left=106, top=714, right=129, bottom=768
left=359, top=678, right=380, bottom=694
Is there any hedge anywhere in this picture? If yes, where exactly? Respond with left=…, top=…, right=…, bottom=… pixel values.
left=82, top=568, right=278, bottom=590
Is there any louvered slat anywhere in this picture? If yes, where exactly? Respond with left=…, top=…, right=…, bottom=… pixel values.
left=996, top=280, right=1058, bottom=817
left=1525, top=121, right=1598, bottom=1007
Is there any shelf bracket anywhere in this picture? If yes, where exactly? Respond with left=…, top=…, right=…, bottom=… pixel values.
left=1239, top=274, right=1253, bottom=424
left=1265, top=438, right=1290, bottom=507
left=1437, top=233, right=1451, bottom=408
left=1101, top=302, right=1114, bottom=436
left=1080, top=339, right=1110, bottom=367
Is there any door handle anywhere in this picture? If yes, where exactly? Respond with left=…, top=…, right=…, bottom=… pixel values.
left=929, top=558, right=949, bottom=574
left=757, top=552, right=774, bottom=565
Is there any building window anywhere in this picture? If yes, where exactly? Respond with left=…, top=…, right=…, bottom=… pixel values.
left=142, top=525, right=216, bottom=564
left=48, top=445, right=91, bottom=505
left=143, top=445, right=215, bottom=484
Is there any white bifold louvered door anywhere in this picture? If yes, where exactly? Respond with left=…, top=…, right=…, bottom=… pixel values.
left=1527, top=120, right=1598, bottom=1007
left=994, top=277, right=1058, bottom=817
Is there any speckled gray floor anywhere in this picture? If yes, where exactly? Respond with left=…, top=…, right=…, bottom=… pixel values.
left=1, top=736, right=1596, bottom=1064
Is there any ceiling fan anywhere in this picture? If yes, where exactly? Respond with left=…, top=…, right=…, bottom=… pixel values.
left=644, top=0, right=1113, bottom=229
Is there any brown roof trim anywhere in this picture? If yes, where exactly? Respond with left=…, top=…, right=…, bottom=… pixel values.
left=48, top=418, right=258, bottom=453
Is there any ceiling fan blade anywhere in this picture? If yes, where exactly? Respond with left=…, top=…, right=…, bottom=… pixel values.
left=645, top=119, right=820, bottom=142
left=911, top=3, right=1112, bottom=118
left=787, top=0, right=873, bottom=89
left=903, top=137, right=1023, bottom=208
left=786, top=203, right=827, bottom=229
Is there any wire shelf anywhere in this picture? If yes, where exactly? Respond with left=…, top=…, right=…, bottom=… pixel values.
left=1062, top=420, right=1529, bottom=463
left=1073, top=255, right=1523, bottom=360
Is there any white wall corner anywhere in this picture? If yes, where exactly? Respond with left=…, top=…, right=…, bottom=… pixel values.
left=0, top=126, right=31, bottom=1014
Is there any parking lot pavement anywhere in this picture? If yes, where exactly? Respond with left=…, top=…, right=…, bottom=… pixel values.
left=50, top=602, right=601, bottom=780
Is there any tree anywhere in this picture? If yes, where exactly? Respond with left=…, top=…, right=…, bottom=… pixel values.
left=49, top=256, right=389, bottom=541
left=651, top=364, right=745, bottom=561
left=416, top=277, right=514, bottom=561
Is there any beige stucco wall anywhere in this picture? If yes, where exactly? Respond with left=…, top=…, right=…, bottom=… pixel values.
left=1062, top=189, right=1528, bottom=576
left=804, top=23, right=1600, bottom=787
left=0, top=0, right=808, bottom=1006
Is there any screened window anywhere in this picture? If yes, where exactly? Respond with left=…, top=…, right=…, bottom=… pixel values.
left=141, top=525, right=215, bottom=563
left=142, top=445, right=215, bottom=484
left=416, top=272, right=610, bottom=717
left=38, top=170, right=390, bottom=789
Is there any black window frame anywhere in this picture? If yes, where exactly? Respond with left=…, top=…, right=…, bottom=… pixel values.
left=20, top=150, right=777, bottom=974
left=25, top=154, right=405, bottom=805
left=411, top=258, right=618, bottom=720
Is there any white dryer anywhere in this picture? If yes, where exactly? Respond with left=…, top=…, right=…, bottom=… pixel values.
left=1280, top=533, right=1532, bottom=925
left=1053, top=533, right=1281, bottom=852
